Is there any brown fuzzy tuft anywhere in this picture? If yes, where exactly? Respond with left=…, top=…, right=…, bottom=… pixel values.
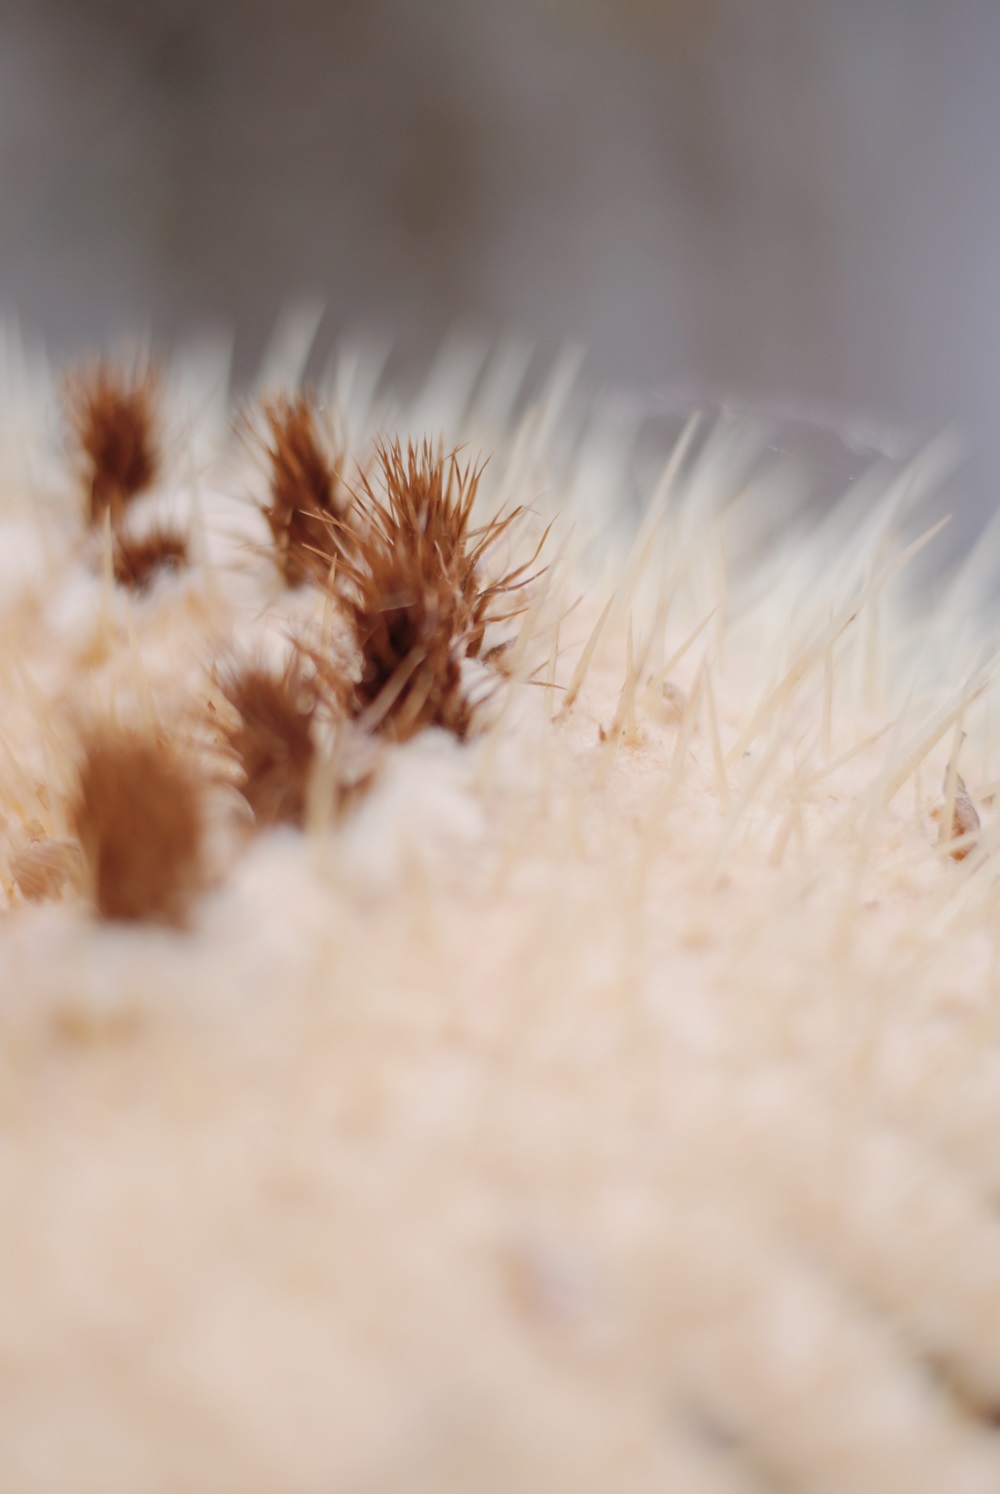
left=338, top=438, right=544, bottom=739
left=218, top=655, right=375, bottom=826
left=65, top=360, right=160, bottom=527
left=218, top=660, right=319, bottom=828
left=72, top=727, right=204, bottom=926
left=259, top=393, right=351, bottom=587
left=112, top=524, right=189, bottom=593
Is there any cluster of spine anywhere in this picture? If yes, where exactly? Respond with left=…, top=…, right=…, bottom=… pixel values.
left=65, top=359, right=190, bottom=591
left=334, top=437, right=539, bottom=740
left=257, top=394, right=352, bottom=587
left=38, top=357, right=543, bottom=926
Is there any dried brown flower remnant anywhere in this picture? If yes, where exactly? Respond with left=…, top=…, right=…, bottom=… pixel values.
left=937, top=767, right=982, bottom=861
left=339, top=438, right=545, bottom=739
left=219, top=661, right=318, bottom=828
left=112, top=525, right=189, bottom=592
left=72, top=728, right=204, bottom=925
left=260, top=394, right=349, bottom=587
left=65, top=361, right=160, bottom=526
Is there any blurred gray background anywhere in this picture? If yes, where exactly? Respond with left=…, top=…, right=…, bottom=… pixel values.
left=1, top=0, right=998, bottom=528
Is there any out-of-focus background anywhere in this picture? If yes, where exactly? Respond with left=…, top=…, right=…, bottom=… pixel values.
left=1, top=0, right=997, bottom=527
